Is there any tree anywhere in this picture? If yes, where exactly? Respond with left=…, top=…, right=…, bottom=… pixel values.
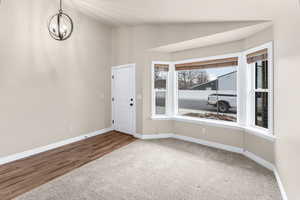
left=178, top=70, right=209, bottom=89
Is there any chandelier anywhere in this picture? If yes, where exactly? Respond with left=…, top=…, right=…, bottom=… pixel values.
left=48, top=0, right=74, bottom=41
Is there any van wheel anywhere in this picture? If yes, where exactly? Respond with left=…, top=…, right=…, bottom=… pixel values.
left=217, top=102, right=229, bottom=113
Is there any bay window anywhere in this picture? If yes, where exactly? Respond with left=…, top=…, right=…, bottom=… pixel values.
left=151, top=42, right=273, bottom=136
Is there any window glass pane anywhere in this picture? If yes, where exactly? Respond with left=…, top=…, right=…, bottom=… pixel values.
left=154, top=64, right=169, bottom=115
left=255, top=60, right=268, bottom=89
left=155, top=91, right=166, bottom=115
left=177, top=66, right=237, bottom=122
left=154, top=65, right=168, bottom=89
left=255, top=92, right=268, bottom=129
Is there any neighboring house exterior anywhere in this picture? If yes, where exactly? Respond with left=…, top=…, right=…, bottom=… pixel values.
left=190, top=80, right=217, bottom=91
left=190, top=71, right=237, bottom=93
left=217, top=71, right=237, bottom=94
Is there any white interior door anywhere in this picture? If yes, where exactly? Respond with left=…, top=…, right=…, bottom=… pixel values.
left=112, top=64, right=136, bottom=135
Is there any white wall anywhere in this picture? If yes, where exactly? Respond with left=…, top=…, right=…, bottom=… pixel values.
left=272, top=1, right=300, bottom=199
left=0, top=0, right=113, bottom=157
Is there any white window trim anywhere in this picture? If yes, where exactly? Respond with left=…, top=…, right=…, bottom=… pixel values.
left=151, top=42, right=275, bottom=142
left=172, top=52, right=242, bottom=123
left=151, top=61, right=172, bottom=118
left=244, top=42, right=273, bottom=135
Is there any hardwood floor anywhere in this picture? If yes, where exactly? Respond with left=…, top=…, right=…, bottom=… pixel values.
left=0, top=131, right=136, bottom=200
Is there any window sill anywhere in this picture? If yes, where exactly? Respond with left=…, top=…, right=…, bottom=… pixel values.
left=172, top=116, right=243, bottom=131
left=151, top=116, right=172, bottom=120
left=151, top=115, right=276, bottom=142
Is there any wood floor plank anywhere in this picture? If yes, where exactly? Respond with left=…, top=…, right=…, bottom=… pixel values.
left=0, top=131, right=136, bottom=200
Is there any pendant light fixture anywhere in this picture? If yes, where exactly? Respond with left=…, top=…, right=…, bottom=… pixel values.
left=48, top=0, right=74, bottom=41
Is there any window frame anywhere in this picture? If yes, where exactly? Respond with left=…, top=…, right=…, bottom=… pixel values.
left=172, top=53, right=242, bottom=124
left=151, top=61, right=172, bottom=118
left=245, top=42, right=273, bottom=134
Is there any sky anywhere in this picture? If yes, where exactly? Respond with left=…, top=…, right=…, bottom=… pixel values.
left=203, top=66, right=236, bottom=81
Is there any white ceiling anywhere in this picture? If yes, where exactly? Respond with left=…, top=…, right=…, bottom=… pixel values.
left=68, top=0, right=275, bottom=25
left=150, top=22, right=273, bottom=52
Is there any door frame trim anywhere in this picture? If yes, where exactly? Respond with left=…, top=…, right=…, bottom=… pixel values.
left=111, top=63, right=136, bottom=135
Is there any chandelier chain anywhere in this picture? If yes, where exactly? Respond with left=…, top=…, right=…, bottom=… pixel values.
left=59, top=0, right=62, bottom=12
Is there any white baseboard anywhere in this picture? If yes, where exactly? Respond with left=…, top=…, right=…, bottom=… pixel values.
left=274, top=169, right=288, bottom=200
left=173, top=134, right=243, bottom=154
left=134, top=133, right=243, bottom=154
left=0, top=127, right=113, bottom=166
left=243, top=151, right=275, bottom=171
left=134, top=133, right=173, bottom=140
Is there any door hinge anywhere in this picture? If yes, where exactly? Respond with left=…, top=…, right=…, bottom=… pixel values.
left=112, top=120, right=115, bottom=124
left=112, top=97, right=114, bottom=101
left=112, top=75, right=114, bottom=79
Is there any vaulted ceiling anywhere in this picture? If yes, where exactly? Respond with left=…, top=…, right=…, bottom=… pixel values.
left=68, top=0, right=275, bottom=25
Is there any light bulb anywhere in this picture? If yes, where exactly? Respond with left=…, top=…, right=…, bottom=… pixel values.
left=60, top=25, right=68, bottom=36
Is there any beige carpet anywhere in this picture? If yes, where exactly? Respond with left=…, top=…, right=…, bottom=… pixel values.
left=15, top=139, right=281, bottom=200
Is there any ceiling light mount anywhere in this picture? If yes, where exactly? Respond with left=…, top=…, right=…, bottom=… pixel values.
left=48, top=0, right=74, bottom=41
